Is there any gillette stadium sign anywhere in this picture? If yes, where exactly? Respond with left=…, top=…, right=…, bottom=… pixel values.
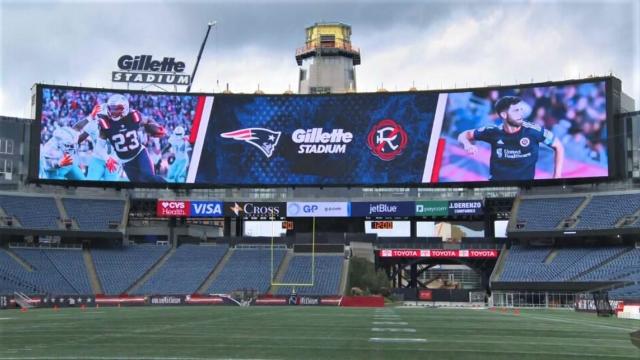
left=112, top=55, right=191, bottom=85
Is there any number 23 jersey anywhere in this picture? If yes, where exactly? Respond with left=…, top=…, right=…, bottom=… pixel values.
left=97, top=110, right=144, bottom=162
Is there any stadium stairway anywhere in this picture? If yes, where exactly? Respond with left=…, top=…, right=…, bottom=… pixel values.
left=126, top=247, right=176, bottom=294
left=569, top=247, right=636, bottom=281
left=489, top=244, right=509, bottom=283
left=544, top=249, right=559, bottom=264
left=83, top=248, right=102, bottom=294
left=268, top=249, right=295, bottom=294
left=616, top=207, right=640, bottom=227
left=350, top=242, right=374, bottom=262
left=0, top=205, right=18, bottom=227
left=54, top=197, right=78, bottom=230
left=558, top=195, right=592, bottom=230
left=4, top=248, right=33, bottom=272
left=196, top=248, right=234, bottom=294
left=339, top=256, right=349, bottom=295
left=569, top=248, right=633, bottom=281
left=121, top=199, right=131, bottom=229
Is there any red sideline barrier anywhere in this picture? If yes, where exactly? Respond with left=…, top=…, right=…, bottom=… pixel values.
left=340, top=296, right=384, bottom=307
left=95, top=294, right=146, bottom=305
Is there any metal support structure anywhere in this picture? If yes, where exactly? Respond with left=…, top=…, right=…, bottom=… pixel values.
left=186, top=21, right=216, bottom=93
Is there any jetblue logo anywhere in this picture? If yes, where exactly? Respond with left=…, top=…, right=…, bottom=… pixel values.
left=369, top=203, right=398, bottom=214
left=190, top=201, right=223, bottom=217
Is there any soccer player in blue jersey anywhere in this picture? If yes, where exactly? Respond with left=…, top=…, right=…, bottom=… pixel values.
left=457, top=96, right=564, bottom=181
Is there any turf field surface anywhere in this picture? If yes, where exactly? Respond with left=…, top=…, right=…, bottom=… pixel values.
left=0, top=306, right=638, bottom=359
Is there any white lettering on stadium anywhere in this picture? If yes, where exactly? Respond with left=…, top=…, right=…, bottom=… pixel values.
left=193, top=203, right=222, bottom=215
left=151, top=296, right=182, bottom=305
left=369, top=204, right=398, bottom=214
left=244, top=203, right=280, bottom=216
left=292, top=128, right=352, bottom=154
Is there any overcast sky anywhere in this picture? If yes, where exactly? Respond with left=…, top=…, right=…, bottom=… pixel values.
left=1, top=0, right=638, bottom=117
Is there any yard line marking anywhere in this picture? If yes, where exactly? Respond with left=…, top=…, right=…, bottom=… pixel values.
left=0, top=358, right=272, bottom=360
left=0, top=318, right=12, bottom=320
left=516, top=312, right=636, bottom=332
left=371, top=328, right=416, bottom=332
left=369, top=338, right=427, bottom=343
left=372, top=321, right=408, bottom=325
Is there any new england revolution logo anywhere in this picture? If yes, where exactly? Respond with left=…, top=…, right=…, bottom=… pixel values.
left=367, top=119, right=408, bottom=161
left=220, top=128, right=281, bottom=158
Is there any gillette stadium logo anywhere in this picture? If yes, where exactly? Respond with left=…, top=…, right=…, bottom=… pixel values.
left=112, top=55, right=191, bottom=85
left=220, top=128, right=281, bottom=158
left=367, top=119, right=408, bottom=161
left=292, top=128, right=353, bottom=154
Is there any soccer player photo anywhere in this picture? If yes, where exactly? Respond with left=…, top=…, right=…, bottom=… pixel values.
left=457, top=96, right=564, bottom=181
left=38, top=87, right=199, bottom=184
left=438, top=82, right=609, bottom=183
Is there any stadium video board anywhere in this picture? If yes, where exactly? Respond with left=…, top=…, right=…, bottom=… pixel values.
left=31, top=78, right=616, bottom=187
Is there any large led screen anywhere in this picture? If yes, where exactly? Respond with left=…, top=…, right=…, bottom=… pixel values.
left=33, top=79, right=611, bottom=186
left=37, top=87, right=198, bottom=183
left=438, top=81, right=609, bottom=182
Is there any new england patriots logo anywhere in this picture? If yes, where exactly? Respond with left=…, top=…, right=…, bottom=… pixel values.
left=220, top=128, right=282, bottom=158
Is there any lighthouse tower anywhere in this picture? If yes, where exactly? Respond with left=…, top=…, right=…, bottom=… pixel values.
left=296, top=22, right=361, bottom=94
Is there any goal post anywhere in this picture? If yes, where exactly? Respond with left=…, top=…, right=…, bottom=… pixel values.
left=270, top=215, right=315, bottom=288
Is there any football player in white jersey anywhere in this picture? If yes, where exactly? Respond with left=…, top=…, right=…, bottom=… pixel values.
left=163, top=126, right=191, bottom=183
left=40, top=126, right=85, bottom=180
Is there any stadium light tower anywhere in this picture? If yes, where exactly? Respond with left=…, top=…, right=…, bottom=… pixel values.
left=296, top=22, right=361, bottom=94
left=187, top=21, right=216, bottom=93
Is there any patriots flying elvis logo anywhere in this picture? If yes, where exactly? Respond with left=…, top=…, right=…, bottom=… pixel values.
left=220, top=128, right=282, bottom=158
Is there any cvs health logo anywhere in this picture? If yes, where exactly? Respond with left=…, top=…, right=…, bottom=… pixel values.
left=157, top=200, right=190, bottom=217
left=367, top=119, right=408, bottom=161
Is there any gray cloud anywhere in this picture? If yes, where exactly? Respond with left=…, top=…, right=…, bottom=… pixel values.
left=1, top=0, right=638, bottom=117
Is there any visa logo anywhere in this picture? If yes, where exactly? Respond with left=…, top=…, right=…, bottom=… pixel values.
left=191, top=202, right=223, bottom=217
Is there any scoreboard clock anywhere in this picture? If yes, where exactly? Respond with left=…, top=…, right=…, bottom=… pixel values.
left=371, top=221, right=394, bottom=230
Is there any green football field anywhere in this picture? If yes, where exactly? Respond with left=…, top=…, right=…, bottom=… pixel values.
left=0, top=306, right=638, bottom=359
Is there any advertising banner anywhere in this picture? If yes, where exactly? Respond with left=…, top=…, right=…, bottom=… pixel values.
left=415, top=200, right=483, bottom=216
left=415, top=201, right=449, bottom=216
left=378, top=249, right=498, bottom=258
left=34, top=79, right=611, bottom=187
left=223, top=202, right=286, bottom=218
left=149, top=295, right=184, bottom=305
left=155, top=200, right=256, bottom=218
left=351, top=202, right=415, bottom=217
left=447, top=200, right=483, bottom=215
left=286, top=202, right=350, bottom=217
left=156, top=200, right=190, bottom=217
left=189, top=201, right=224, bottom=217
left=419, top=290, right=433, bottom=301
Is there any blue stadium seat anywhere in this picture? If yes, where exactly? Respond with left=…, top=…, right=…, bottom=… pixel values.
left=0, top=248, right=89, bottom=295
left=275, top=255, right=344, bottom=296
left=499, top=246, right=635, bottom=282
left=92, top=245, right=169, bottom=295
left=575, top=194, right=640, bottom=230
left=62, top=198, right=125, bottom=231
left=0, top=195, right=60, bottom=230
left=515, top=197, right=584, bottom=231
left=207, top=248, right=286, bottom=294
left=133, top=244, right=228, bottom=295
left=578, top=248, right=640, bottom=282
